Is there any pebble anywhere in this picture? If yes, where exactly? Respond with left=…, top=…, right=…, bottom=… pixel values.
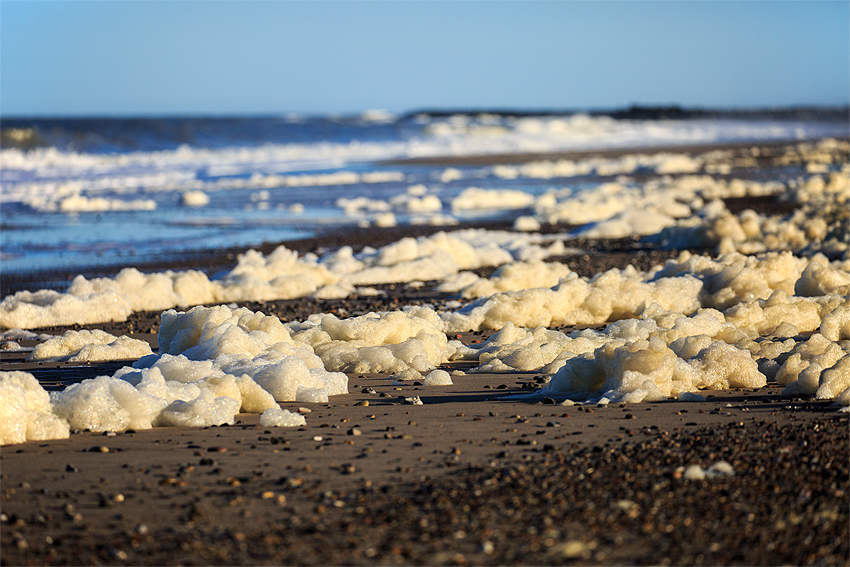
left=347, top=428, right=362, bottom=436
left=354, top=400, right=370, bottom=407
left=402, top=396, right=424, bottom=405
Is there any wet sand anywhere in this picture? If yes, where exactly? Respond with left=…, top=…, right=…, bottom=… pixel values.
left=3, top=282, right=847, bottom=565
left=2, top=140, right=849, bottom=565
left=1, top=372, right=846, bottom=565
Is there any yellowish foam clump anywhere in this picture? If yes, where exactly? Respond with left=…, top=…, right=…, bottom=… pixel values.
left=442, top=269, right=702, bottom=332
left=535, top=306, right=767, bottom=403
left=776, top=333, right=850, bottom=396
left=443, top=260, right=572, bottom=299
left=68, top=268, right=218, bottom=312
left=28, top=329, right=153, bottom=362
left=214, top=247, right=339, bottom=302
left=289, top=307, right=453, bottom=374
left=155, top=389, right=240, bottom=428
left=451, top=187, right=536, bottom=211
left=51, top=375, right=170, bottom=432
left=0, top=371, right=70, bottom=445
left=815, top=355, right=850, bottom=401
left=0, top=288, right=133, bottom=330
left=158, top=305, right=347, bottom=403
left=260, top=407, right=307, bottom=427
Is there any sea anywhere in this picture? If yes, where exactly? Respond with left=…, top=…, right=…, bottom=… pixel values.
left=1, top=108, right=848, bottom=281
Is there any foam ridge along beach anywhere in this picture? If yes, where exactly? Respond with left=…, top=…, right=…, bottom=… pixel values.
left=1, top=113, right=848, bottom=566
left=1, top=128, right=849, bottom=444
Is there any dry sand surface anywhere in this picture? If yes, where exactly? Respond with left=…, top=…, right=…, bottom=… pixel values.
left=2, top=140, right=849, bottom=566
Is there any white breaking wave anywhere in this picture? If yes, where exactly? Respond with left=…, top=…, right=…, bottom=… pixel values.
left=2, top=116, right=843, bottom=209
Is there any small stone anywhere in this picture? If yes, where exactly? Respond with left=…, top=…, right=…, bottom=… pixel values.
left=402, top=396, right=424, bottom=405
left=347, top=428, right=362, bottom=436
left=553, top=540, right=596, bottom=559
left=361, top=387, right=376, bottom=394
left=354, top=400, right=370, bottom=407
left=65, top=464, right=79, bottom=473
left=89, top=446, right=109, bottom=453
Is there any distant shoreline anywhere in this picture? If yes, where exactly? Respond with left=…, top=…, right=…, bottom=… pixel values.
left=382, top=137, right=850, bottom=166
left=3, top=103, right=848, bottom=124
left=2, top=136, right=844, bottom=298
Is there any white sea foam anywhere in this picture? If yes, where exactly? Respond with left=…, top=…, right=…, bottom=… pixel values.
left=28, top=329, right=152, bottom=362
left=24, top=193, right=157, bottom=213
left=3, top=118, right=842, bottom=210
left=0, top=228, right=571, bottom=330
left=0, top=371, right=70, bottom=444
left=2, top=134, right=849, bottom=443
left=181, top=190, right=211, bottom=207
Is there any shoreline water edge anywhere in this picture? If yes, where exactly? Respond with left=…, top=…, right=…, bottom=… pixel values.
left=1, top=125, right=849, bottom=564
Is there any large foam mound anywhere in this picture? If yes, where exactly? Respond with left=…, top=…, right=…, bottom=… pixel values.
left=1, top=305, right=354, bottom=443
left=156, top=305, right=348, bottom=402
left=453, top=290, right=849, bottom=404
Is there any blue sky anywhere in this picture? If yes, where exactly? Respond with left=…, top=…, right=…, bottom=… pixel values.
left=2, top=1, right=848, bottom=117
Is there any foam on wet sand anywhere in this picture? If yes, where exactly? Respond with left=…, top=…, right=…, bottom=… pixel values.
left=1, top=139, right=849, bottom=444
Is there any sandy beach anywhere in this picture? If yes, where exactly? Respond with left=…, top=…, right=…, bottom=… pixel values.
left=1, top=373, right=846, bottom=565
left=2, top=138, right=849, bottom=566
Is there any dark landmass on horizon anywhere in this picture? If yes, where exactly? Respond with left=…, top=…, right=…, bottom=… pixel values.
left=402, top=104, right=850, bottom=122
left=2, top=104, right=847, bottom=152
